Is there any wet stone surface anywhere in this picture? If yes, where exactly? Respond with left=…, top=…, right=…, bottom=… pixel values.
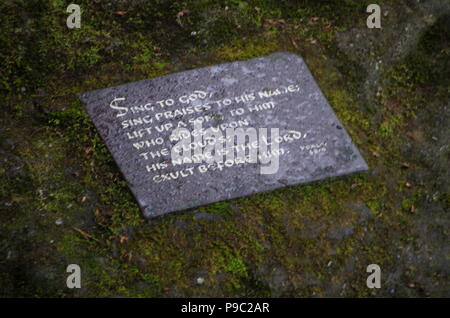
left=79, top=52, right=368, bottom=218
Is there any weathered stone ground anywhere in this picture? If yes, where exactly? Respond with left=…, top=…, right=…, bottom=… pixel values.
left=0, top=0, right=448, bottom=297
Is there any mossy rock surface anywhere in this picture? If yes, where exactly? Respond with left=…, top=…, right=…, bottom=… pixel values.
left=0, top=0, right=449, bottom=297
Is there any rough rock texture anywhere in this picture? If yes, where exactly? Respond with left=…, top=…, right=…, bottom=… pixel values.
left=336, top=0, right=450, bottom=106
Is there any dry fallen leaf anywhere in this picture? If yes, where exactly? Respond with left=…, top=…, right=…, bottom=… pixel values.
left=119, top=236, right=129, bottom=244
left=114, top=11, right=128, bottom=16
left=262, top=18, right=286, bottom=26
left=176, top=9, right=189, bottom=18
left=72, top=227, right=106, bottom=246
left=290, top=37, right=298, bottom=49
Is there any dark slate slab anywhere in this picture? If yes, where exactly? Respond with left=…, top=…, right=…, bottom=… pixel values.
left=79, top=52, right=368, bottom=218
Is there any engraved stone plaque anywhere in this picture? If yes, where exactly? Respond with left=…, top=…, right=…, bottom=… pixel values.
left=79, top=52, right=368, bottom=218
